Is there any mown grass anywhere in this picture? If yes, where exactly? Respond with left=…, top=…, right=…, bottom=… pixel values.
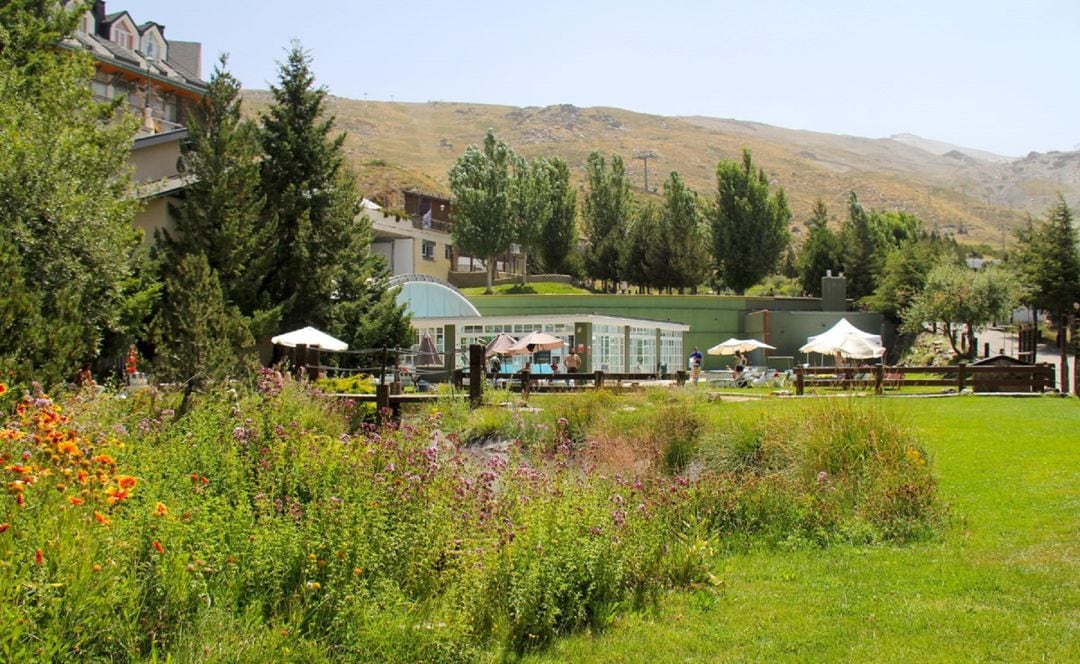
left=460, top=282, right=592, bottom=295
left=526, top=396, right=1080, bottom=662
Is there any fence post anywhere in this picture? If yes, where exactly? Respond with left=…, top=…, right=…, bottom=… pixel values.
left=375, top=383, right=390, bottom=418
left=595, top=370, right=604, bottom=389
left=957, top=363, right=967, bottom=392
left=795, top=367, right=804, bottom=396
left=676, top=370, right=686, bottom=387
left=468, top=344, right=484, bottom=409
left=874, top=364, right=884, bottom=395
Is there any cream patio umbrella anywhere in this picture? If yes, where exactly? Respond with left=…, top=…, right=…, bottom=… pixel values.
left=706, top=338, right=776, bottom=355
left=506, top=331, right=564, bottom=355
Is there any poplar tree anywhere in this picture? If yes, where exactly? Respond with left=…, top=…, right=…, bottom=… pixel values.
left=582, top=152, right=633, bottom=291
left=708, top=149, right=791, bottom=294
left=537, top=157, right=578, bottom=274
left=657, top=172, right=709, bottom=293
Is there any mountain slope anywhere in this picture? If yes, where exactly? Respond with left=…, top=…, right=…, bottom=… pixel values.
left=242, top=92, right=1080, bottom=246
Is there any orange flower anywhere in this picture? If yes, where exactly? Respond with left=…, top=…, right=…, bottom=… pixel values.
left=92, top=455, right=115, bottom=466
left=152, top=540, right=164, bottom=555
left=0, top=523, right=9, bottom=533
left=93, top=511, right=110, bottom=525
left=0, top=383, right=7, bottom=396
left=153, top=502, right=168, bottom=517
left=77, top=470, right=88, bottom=485
left=57, top=441, right=81, bottom=457
left=35, top=548, right=43, bottom=565
left=116, top=476, right=137, bottom=490
left=69, top=497, right=84, bottom=506
left=106, top=487, right=130, bottom=504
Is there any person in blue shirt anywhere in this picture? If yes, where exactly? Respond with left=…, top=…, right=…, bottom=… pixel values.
left=689, top=347, right=703, bottom=384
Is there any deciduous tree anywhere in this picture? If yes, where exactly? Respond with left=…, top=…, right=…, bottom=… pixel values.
left=582, top=152, right=633, bottom=291
left=708, top=149, right=791, bottom=294
left=449, top=130, right=515, bottom=293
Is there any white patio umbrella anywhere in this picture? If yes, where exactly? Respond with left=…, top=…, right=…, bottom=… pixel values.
left=506, top=331, right=564, bottom=355
left=271, top=326, right=348, bottom=351
left=799, top=318, right=884, bottom=359
left=707, top=338, right=776, bottom=355
left=484, top=333, right=518, bottom=357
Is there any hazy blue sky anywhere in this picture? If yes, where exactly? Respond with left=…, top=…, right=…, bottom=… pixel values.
left=118, top=0, right=1078, bottom=157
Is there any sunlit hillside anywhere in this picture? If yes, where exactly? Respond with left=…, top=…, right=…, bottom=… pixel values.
left=244, top=92, right=1080, bottom=247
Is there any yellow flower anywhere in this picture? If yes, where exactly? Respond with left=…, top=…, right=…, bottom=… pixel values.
left=153, top=502, right=168, bottom=517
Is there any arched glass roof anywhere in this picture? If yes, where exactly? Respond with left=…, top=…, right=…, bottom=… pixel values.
left=391, top=275, right=481, bottom=319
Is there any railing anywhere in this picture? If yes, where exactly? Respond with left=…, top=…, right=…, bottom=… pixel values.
left=792, top=364, right=1056, bottom=395
left=411, top=216, right=452, bottom=233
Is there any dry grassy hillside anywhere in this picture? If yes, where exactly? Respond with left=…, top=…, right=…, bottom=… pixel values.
left=243, top=91, right=1080, bottom=247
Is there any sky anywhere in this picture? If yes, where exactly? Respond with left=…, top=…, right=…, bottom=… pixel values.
left=116, top=0, right=1079, bottom=157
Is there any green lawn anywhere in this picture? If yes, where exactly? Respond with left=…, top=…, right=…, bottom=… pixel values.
left=528, top=397, right=1080, bottom=662
left=460, top=281, right=592, bottom=295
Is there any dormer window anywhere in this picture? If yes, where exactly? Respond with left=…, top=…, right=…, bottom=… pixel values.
left=79, top=13, right=94, bottom=34
left=145, top=38, right=157, bottom=58
left=114, top=25, right=135, bottom=50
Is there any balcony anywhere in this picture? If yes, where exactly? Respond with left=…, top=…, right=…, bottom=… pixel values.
left=411, top=215, right=452, bottom=234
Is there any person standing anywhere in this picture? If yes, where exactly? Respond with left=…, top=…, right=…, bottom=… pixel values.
left=689, top=346, right=703, bottom=384
left=564, top=350, right=581, bottom=373
left=125, top=345, right=138, bottom=384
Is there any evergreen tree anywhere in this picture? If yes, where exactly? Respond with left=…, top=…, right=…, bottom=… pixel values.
left=582, top=152, right=633, bottom=291
left=839, top=192, right=881, bottom=301
left=1012, top=196, right=1080, bottom=392
left=537, top=157, right=578, bottom=274
left=865, top=237, right=951, bottom=323
left=449, top=130, right=515, bottom=293
left=259, top=42, right=359, bottom=330
left=708, top=149, right=791, bottom=294
left=0, top=0, right=144, bottom=385
left=160, top=55, right=270, bottom=326
left=153, top=254, right=253, bottom=412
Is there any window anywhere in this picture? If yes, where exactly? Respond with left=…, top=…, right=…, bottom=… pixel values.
left=80, top=13, right=94, bottom=34
left=114, top=26, right=135, bottom=50
left=90, top=80, right=110, bottom=100
left=421, top=240, right=436, bottom=261
left=444, top=244, right=453, bottom=260
left=145, top=38, right=157, bottom=59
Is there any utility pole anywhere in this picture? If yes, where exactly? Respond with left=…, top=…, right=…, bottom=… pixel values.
left=635, top=151, right=657, bottom=193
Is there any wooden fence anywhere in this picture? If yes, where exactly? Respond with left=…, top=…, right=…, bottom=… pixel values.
left=792, top=363, right=1056, bottom=396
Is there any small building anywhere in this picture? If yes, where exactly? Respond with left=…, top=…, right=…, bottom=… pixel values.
left=392, top=276, right=688, bottom=376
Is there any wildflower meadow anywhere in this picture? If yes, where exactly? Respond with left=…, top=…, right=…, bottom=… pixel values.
left=0, top=377, right=943, bottom=661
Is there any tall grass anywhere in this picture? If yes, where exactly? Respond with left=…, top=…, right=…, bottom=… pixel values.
left=0, top=382, right=942, bottom=660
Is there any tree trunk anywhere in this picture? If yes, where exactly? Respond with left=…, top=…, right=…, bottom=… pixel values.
left=944, top=322, right=963, bottom=358
left=521, top=252, right=529, bottom=286
left=485, top=258, right=495, bottom=294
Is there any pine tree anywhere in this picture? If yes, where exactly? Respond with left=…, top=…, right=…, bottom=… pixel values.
left=1012, top=196, right=1080, bottom=392
left=622, top=202, right=660, bottom=292
left=797, top=200, right=843, bottom=297
left=153, top=254, right=253, bottom=411
left=511, top=154, right=550, bottom=285
left=840, top=192, right=880, bottom=301
left=259, top=42, right=357, bottom=329
left=161, top=55, right=269, bottom=325
left=708, top=149, right=791, bottom=294
left=582, top=152, right=633, bottom=291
